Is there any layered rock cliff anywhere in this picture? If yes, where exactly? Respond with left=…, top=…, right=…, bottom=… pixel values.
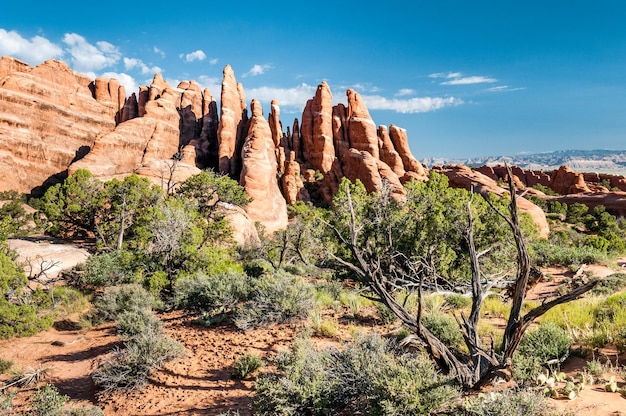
left=0, top=57, right=118, bottom=193
left=0, top=56, right=555, bottom=235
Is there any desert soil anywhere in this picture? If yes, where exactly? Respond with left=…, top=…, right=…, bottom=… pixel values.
left=1, top=245, right=625, bottom=415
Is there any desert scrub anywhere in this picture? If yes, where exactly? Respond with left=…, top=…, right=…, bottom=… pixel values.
left=0, top=358, right=12, bottom=374
left=94, top=283, right=161, bottom=322
left=115, top=308, right=162, bottom=339
left=421, top=312, right=464, bottom=352
left=79, top=250, right=132, bottom=287
left=232, top=353, right=264, bottom=379
left=0, top=390, right=14, bottom=414
left=234, top=271, right=314, bottom=330
left=310, top=311, right=339, bottom=338
left=29, top=384, right=68, bottom=416
left=481, top=295, right=511, bottom=319
left=458, top=388, right=550, bottom=416
left=514, top=323, right=572, bottom=384
left=530, top=240, right=609, bottom=267
left=173, top=271, right=251, bottom=313
left=252, top=333, right=459, bottom=416
left=592, top=273, right=626, bottom=295
left=444, top=293, right=472, bottom=310
left=92, top=326, right=184, bottom=392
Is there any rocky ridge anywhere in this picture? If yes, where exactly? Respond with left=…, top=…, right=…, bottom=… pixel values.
left=0, top=56, right=563, bottom=234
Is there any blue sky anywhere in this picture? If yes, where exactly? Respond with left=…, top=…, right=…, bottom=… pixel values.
left=1, top=1, right=625, bottom=159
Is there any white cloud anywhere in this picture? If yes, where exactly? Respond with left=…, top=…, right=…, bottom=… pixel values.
left=183, top=50, right=206, bottom=62
left=246, top=83, right=317, bottom=110
left=362, top=95, right=463, bottom=113
left=429, top=72, right=497, bottom=85
left=441, top=75, right=497, bottom=85
left=339, top=82, right=381, bottom=93
left=197, top=75, right=221, bottom=96
left=153, top=46, right=165, bottom=58
left=209, top=58, right=218, bottom=65
left=63, top=33, right=120, bottom=72
left=100, top=72, right=138, bottom=96
left=0, top=29, right=63, bottom=65
left=395, top=88, right=415, bottom=96
left=428, top=72, right=462, bottom=79
left=124, top=57, right=161, bottom=75
left=243, top=64, right=272, bottom=77
left=485, top=85, right=526, bottom=93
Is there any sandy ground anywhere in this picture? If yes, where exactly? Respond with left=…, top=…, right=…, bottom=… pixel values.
left=0, top=252, right=625, bottom=414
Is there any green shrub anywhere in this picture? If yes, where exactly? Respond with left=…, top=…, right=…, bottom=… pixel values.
left=458, top=388, right=549, bottom=416
left=67, top=405, right=105, bottom=416
left=252, top=333, right=459, bottom=416
left=444, top=293, right=472, bottom=310
left=421, top=313, right=463, bottom=351
left=173, top=271, right=251, bottom=313
left=592, top=273, right=626, bottom=295
left=94, top=284, right=160, bottom=322
left=0, top=390, right=14, bottom=414
left=115, top=308, right=162, bottom=339
left=0, top=358, right=12, bottom=374
left=374, top=301, right=397, bottom=324
left=0, top=299, right=54, bottom=339
left=92, top=326, right=184, bottom=392
left=29, top=384, right=68, bottom=416
left=530, top=240, right=608, bottom=267
left=514, top=323, right=572, bottom=383
left=232, top=353, right=264, bottom=379
left=234, top=271, right=314, bottom=330
left=80, top=251, right=129, bottom=287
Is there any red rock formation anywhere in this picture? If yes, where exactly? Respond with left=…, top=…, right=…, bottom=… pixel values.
left=69, top=76, right=183, bottom=179
left=0, top=58, right=117, bottom=193
left=268, top=100, right=286, bottom=171
left=290, top=118, right=302, bottom=162
left=177, top=80, right=204, bottom=146
left=437, top=165, right=550, bottom=238
left=342, top=149, right=406, bottom=200
left=121, top=93, right=138, bottom=123
left=550, top=165, right=590, bottom=194
left=301, top=82, right=335, bottom=173
left=378, top=125, right=405, bottom=178
left=388, top=124, right=427, bottom=182
left=217, top=65, right=246, bottom=176
left=240, top=99, right=288, bottom=233
left=197, top=88, right=219, bottom=169
left=0, top=56, right=30, bottom=78
left=282, top=151, right=309, bottom=204
left=346, top=89, right=379, bottom=160
left=332, top=104, right=350, bottom=159
left=138, top=86, right=149, bottom=117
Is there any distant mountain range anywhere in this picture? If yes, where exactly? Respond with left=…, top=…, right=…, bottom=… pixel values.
left=423, top=150, right=626, bottom=175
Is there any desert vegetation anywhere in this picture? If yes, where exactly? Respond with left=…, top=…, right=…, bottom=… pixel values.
left=1, top=166, right=626, bottom=414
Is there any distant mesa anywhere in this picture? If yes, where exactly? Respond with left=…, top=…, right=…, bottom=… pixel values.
left=2, top=55, right=624, bottom=236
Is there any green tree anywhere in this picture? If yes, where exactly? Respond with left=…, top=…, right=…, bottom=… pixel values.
left=175, top=170, right=248, bottom=217
left=98, top=174, right=162, bottom=250
left=321, top=168, right=598, bottom=389
left=39, top=169, right=104, bottom=238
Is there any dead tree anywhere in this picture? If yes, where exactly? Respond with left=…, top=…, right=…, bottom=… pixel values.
left=326, top=165, right=599, bottom=390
